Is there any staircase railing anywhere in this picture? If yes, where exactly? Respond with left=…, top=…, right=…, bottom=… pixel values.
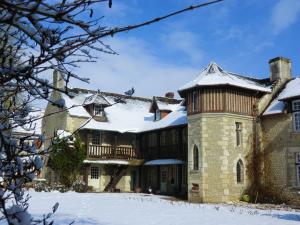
left=104, top=165, right=128, bottom=192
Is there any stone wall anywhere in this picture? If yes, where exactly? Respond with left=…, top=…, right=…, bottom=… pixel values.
left=262, top=113, right=300, bottom=205
left=188, top=113, right=255, bottom=203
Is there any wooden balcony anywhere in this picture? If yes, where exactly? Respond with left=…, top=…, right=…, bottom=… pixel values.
left=87, top=145, right=140, bottom=160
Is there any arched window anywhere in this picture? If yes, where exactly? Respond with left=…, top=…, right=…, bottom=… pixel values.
left=193, top=145, right=199, bottom=170
left=236, top=159, right=244, bottom=183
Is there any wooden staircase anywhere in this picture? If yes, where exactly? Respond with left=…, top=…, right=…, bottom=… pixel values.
left=104, top=165, right=128, bottom=192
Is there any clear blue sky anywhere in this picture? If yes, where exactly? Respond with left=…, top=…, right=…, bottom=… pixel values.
left=68, top=0, right=300, bottom=98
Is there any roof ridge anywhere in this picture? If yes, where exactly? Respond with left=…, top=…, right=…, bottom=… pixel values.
left=154, top=96, right=181, bottom=102
left=226, top=71, right=269, bottom=83
left=70, top=87, right=152, bottom=102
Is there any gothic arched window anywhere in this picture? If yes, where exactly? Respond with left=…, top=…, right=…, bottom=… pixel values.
left=236, top=159, right=244, bottom=184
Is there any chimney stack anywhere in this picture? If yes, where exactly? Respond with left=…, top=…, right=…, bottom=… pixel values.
left=269, top=57, right=291, bottom=83
left=165, top=92, right=174, bottom=99
left=53, top=70, right=65, bottom=90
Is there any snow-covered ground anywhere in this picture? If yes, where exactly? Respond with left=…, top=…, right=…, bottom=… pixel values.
left=24, top=191, right=300, bottom=225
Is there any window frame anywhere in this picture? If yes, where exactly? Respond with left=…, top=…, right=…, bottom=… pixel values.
left=235, top=122, right=242, bottom=147
left=94, top=104, right=104, bottom=116
left=236, top=159, right=244, bottom=184
left=193, top=145, right=199, bottom=171
left=293, top=112, right=300, bottom=133
left=292, top=100, right=300, bottom=111
left=155, top=109, right=161, bottom=121
left=90, top=166, right=100, bottom=179
left=91, top=131, right=101, bottom=145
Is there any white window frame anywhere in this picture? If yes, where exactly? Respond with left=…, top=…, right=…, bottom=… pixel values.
left=292, top=100, right=300, bottom=111
left=94, top=105, right=104, bottom=116
left=293, top=112, right=300, bottom=133
left=90, top=166, right=100, bottom=179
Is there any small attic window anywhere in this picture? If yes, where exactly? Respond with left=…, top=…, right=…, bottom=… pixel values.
left=94, top=105, right=104, bottom=116
left=155, top=109, right=161, bottom=121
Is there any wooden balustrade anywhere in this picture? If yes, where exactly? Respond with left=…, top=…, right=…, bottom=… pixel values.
left=87, top=145, right=139, bottom=159
left=87, top=144, right=187, bottom=160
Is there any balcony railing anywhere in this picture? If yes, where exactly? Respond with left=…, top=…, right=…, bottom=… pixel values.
left=87, top=145, right=139, bottom=160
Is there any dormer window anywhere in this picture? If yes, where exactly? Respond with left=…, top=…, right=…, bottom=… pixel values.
left=94, top=105, right=104, bottom=116
left=83, top=92, right=110, bottom=121
left=155, top=109, right=161, bottom=121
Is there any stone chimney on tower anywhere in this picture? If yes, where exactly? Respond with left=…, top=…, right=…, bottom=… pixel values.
left=269, top=57, right=292, bottom=83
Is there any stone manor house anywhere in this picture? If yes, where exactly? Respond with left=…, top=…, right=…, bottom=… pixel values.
left=43, top=57, right=300, bottom=205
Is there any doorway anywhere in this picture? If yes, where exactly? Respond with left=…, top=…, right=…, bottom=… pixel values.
left=89, top=166, right=100, bottom=190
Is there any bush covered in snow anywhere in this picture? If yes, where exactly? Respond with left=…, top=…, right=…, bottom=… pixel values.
left=72, top=180, right=87, bottom=193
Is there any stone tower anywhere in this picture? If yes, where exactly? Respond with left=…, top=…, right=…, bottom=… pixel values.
left=178, top=62, right=271, bottom=202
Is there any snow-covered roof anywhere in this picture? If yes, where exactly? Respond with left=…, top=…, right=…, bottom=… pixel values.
left=62, top=89, right=187, bottom=133
left=13, top=108, right=44, bottom=135
left=277, top=77, right=300, bottom=101
left=83, top=91, right=110, bottom=106
left=178, top=62, right=271, bottom=93
left=263, top=78, right=300, bottom=116
left=151, top=97, right=181, bottom=112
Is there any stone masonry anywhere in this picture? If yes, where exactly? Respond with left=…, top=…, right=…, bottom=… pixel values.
left=188, top=113, right=254, bottom=203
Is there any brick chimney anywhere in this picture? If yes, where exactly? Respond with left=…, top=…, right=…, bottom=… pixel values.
left=269, top=57, right=291, bottom=83
left=53, top=70, right=65, bottom=90
left=165, top=92, right=174, bottom=99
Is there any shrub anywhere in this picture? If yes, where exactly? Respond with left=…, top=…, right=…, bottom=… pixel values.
left=48, top=134, right=85, bottom=188
left=72, top=180, right=87, bottom=193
